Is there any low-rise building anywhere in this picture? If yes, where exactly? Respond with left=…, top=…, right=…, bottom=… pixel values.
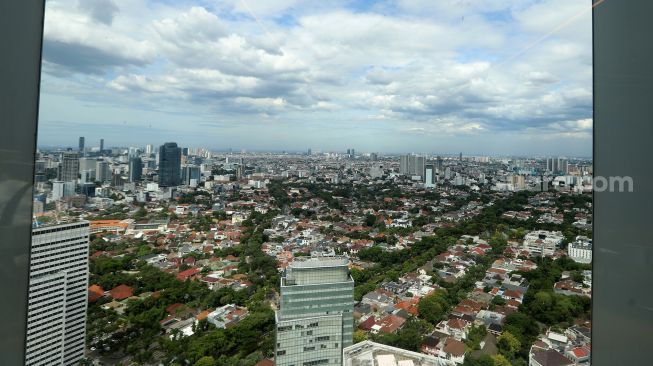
left=567, top=236, right=592, bottom=263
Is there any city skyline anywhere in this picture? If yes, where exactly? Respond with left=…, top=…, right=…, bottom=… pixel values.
left=38, top=0, right=592, bottom=155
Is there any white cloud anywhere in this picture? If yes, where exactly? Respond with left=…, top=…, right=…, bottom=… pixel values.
left=38, top=0, right=593, bottom=154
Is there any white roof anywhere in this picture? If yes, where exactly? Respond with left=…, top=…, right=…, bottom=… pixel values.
left=376, top=354, right=397, bottom=366
left=548, top=331, right=568, bottom=343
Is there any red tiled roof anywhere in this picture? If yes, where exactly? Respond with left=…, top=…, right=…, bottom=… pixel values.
left=88, top=285, right=104, bottom=302
left=358, top=316, right=376, bottom=331
left=377, top=315, right=406, bottom=333
left=447, top=318, right=467, bottom=329
left=443, top=338, right=466, bottom=357
left=256, top=359, right=274, bottom=366
left=177, top=267, right=201, bottom=281
left=572, top=347, right=588, bottom=358
left=166, top=303, right=185, bottom=314
left=109, top=284, right=133, bottom=300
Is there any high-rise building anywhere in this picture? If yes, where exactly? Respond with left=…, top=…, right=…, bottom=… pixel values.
left=158, top=142, right=181, bottom=187
left=26, top=221, right=90, bottom=366
left=399, top=154, right=426, bottom=178
left=181, top=165, right=200, bottom=185
left=459, top=152, right=463, bottom=161
left=79, top=170, right=95, bottom=184
left=145, top=144, right=154, bottom=155
left=400, top=155, right=410, bottom=175
left=129, top=157, right=143, bottom=182
left=275, top=256, right=354, bottom=366
left=307, top=148, right=312, bottom=156
left=511, top=175, right=526, bottom=190
left=51, top=181, right=65, bottom=201
left=436, top=156, right=444, bottom=172
left=424, top=164, right=436, bottom=188
left=78, top=157, right=96, bottom=173
left=99, top=138, right=104, bottom=153
left=546, top=157, right=569, bottom=175
left=78, top=137, right=84, bottom=152
left=57, top=152, right=79, bottom=182
left=96, top=161, right=110, bottom=182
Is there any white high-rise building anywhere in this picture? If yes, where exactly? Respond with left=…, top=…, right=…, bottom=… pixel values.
left=399, top=154, right=426, bottom=178
left=424, top=164, right=436, bottom=188
left=546, top=157, right=569, bottom=174
left=26, top=221, right=90, bottom=366
left=96, top=161, right=111, bottom=182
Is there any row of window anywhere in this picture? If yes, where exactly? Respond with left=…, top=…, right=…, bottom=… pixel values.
left=32, top=223, right=89, bottom=236
left=30, top=236, right=87, bottom=255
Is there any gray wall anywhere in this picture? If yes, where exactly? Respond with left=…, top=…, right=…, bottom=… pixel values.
left=593, top=1, right=653, bottom=365
left=0, top=1, right=44, bottom=364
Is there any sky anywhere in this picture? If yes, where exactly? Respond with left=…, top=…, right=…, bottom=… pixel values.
left=37, top=0, right=593, bottom=156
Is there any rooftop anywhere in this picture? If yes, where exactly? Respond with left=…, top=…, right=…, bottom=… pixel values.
left=344, top=341, right=446, bottom=366
left=289, top=255, right=350, bottom=269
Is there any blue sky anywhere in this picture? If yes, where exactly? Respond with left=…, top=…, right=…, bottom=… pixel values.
left=38, top=0, right=593, bottom=156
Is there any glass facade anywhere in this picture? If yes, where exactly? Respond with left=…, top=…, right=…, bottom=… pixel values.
left=276, top=256, right=354, bottom=366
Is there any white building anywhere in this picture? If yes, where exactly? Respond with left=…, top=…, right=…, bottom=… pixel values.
left=523, top=230, right=564, bottom=257
left=27, top=221, right=90, bottom=366
left=568, top=236, right=592, bottom=263
left=424, top=165, right=436, bottom=188
left=206, top=304, right=249, bottom=329
left=343, top=341, right=450, bottom=366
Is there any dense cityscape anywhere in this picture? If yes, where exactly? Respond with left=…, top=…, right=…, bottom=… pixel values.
left=28, top=138, right=593, bottom=366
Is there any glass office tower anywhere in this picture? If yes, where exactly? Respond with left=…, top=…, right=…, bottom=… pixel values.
left=158, top=142, right=181, bottom=187
left=276, top=256, right=354, bottom=366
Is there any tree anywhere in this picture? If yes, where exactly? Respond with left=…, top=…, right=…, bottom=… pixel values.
left=353, top=330, right=368, bottom=344
left=491, top=295, right=506, bottom=306
left=365, top=214, right=377, bottom=227
left=193, top=356, right=216, bottom=366
left=497, top=331, right=521, bottom=358
left=491, top=354, right=512, bottom=366
left=465, top=324, right=487, bottom=350
left=418, top=290, right=449, bottom=324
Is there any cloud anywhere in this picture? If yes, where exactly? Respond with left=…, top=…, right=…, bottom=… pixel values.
left=78, top=0, right=120, bottom=25
left=43, top=0, right=155, bottom=74
left=38, top=0, right=594, bottom=155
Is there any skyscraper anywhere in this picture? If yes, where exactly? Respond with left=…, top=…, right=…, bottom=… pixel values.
left=57, top=152, right=79, bottom=182
left=96, top=161, right=110, bottom=182
left=424, top=164, right=436, bottom=188
left=158, top=142, right=181, bottom=187
left=546, top=157, right=569, bottom=175
left=275, top=256, right=354, bottom=366
left=399, top=154, right=426, bottom=178
left=99, top=138, right=104, bottom=153
left=78, top=137, right=84, bottom=152
left=129, top=157, right=143, bottom=182
left=145, top=144, right=154, bottom=155
left=400, top=155, right=410, bottom=175
left=181, top=165, right=200, bottom=185
left=26, top=221, right=90, bottom=366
